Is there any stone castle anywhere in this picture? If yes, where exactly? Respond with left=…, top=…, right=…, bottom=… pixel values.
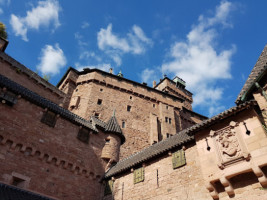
left=0, top=37, right=267, bottom=200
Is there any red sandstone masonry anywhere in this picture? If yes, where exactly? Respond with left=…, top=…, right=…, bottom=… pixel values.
left=0, top=54, right=65, bottom=104
left=0, top=96, right=107, bottom=200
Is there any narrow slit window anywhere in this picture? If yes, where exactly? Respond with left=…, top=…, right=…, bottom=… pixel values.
left=122, top=121, right=125, bottom=128
left=169, top=118, right=172, bottom=124
left=127, top=105, right=131, bottom=112
left=165, top=117, right=168, bottom=123
left=97, top=99, right=102, bottom=105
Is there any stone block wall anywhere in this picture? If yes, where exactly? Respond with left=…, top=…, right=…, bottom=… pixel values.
left=195, top=108, right=267, bottom=199
left=61, top=69, right=205, bottom=158
left=104, top=144, right=212, bottom=200
left=0, top=53, right=65, bottom=105
left=0, top=92, right=108, bottom=200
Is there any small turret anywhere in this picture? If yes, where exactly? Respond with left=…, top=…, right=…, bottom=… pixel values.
left=101, top=111, right=125, bottom=169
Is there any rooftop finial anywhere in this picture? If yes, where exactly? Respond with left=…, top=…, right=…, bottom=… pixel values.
left=113, top=109, right=116, bottom=116
left=118, top=70, right=123, bottom=77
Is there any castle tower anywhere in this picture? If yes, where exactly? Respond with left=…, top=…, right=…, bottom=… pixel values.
left=101, top=112, right=125, bottom=169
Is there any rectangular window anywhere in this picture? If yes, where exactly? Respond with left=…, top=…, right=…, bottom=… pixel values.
left=134, top=167, right=144, bottom=184
left=0, top=91, right=17, bottom=106
left=153, top=104, right=155, bottom=108
left=94, top=113, right=100, bottom=119
left=169, top=118, right=172, bottom=124
left=41, top=110, right=57, bottom=127
left=127, top=105, right=131, bottom=112
left=77, top=127, right=90, bottom=143
left=122, top=121, right=125, bottom=128
left=172, top=150, right=186, bottom=169
left=97, top=99, right=102, bottom=105
left=166, top=105, right=168, bottom=109
left=12, top=177, right=25, bottom=188
left=165, top=117, right=168, bottom=123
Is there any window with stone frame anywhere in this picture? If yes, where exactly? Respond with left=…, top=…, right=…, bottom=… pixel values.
left=12, top=177, right=25, bottom=188
left=134, top=167, right=144, bottom=184
left=41, top=110, right=57, bottom=127
left=0, top=90, right=17, bottom=106
left=172, top=149, right=186, bottom=169
left=77, top=127, right=90, bottom=143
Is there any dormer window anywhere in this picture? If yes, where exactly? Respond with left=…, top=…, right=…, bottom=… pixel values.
left=41, top=110, right=57, bottom=127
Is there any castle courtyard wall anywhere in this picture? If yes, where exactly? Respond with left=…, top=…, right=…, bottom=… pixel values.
left=0, top=89, right=107, bottom=199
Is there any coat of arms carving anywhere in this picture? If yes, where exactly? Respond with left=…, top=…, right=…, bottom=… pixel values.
left=210, top=121, right=250, bottom=169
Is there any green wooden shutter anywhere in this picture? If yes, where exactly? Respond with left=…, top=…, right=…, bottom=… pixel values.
left=172, top=150, right=186, bottom=169
left=104, top=180, right=113, bottom=195
left=134, top=167, right=144, bottom=184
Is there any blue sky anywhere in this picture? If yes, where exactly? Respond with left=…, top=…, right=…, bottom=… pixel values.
left=1, top=0, right=267, bottom=117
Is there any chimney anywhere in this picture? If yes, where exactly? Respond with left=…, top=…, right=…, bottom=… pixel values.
left=153, top=80, right=156, bottom=88
left=109, top=68, right=113, bottom=74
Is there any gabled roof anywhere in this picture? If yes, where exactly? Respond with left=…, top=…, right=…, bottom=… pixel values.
left=105, top=114, right=125, bottom=144
left=236, top=44, right=267, bottom=104
left=0, top=182, right=55, bottom=200
left=0, top=74, right=97, bottom=132
left=104, top=100, right=256, bottom=178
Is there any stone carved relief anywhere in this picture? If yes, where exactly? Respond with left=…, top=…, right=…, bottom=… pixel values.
left=210, top=121, right=250, bottom=169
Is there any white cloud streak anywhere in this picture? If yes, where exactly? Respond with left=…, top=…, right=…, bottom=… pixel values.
left=75, top=62, right=111, bottom=72
left=160, top=0, right=235, bottom=116
left=10, top=0, right=60, bottom=41
left=97, top=24, right=152, bottom=66
left=37, top=44, right=67, bottom=76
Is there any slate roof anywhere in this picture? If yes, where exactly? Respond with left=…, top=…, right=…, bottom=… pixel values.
left=0, top=74, right=97, bottom=132
left=236, top=44, right=267, bottom=104
left=105, top=115, right=125, bottom=144
left=90, top=116, right=106, bottom=129
left=0, top=182, right=55, bottom=200
left=104, top=100, right=256, bottom=178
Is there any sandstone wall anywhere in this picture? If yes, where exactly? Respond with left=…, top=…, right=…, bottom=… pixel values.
left=104, top=143, right=212, bottom=200
left=0, top=91, right=107, bottom=200
left=0, top=53, right=65, bottom=104
left=195, top=108, right=267, bottom=200
left=64, top=70, right=203, bottom=158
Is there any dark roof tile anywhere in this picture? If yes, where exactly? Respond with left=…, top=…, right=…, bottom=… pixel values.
left=0, top=182, right=55, bottom=200
left=105, top=115, right=125, bottom=144
left=104, top=100, right=256, bottom=178
left=236, top=44, right=267, bottom=103
left=0, top=74, right=97, bottom=132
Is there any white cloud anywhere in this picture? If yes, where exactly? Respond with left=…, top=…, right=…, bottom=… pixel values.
left=97, top=24, right=152, bottom=66
left=141, top=68, right=160, bottom=85
left=75, top=62, right=111, bottom=72
left=161, top=0, right=235, bottom=116
left=10, top=0, right=60, bottom=41
left=37, top=44, right=67, bottom=76
left=81, top=21, right=89, bottom=29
